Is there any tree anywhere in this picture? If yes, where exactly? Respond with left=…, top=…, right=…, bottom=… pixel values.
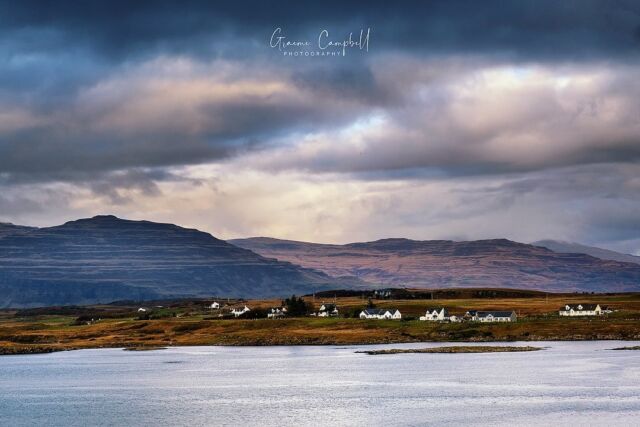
left=241, top=308, right=268, bottom=319
left=283, top=295, right=309, bottom=316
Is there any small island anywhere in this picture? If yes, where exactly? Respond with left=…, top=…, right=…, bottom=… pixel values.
left=611, top=346, right=640, bottom=351
left=123, top=346, right=167, bottom=352
left=357, top=345, right=543, bottom=355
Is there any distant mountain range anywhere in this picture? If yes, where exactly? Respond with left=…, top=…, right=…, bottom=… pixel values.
left=532, top=240, right=640, bottom=265
left=230, top=237, right=640, bottom=293
left=0, top=216, right=350, bottom=308
left=2, top=215, right=639, bottom=308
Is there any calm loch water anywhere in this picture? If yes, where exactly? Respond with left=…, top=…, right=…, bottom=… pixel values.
left=1, top=341, right=639, bottom=426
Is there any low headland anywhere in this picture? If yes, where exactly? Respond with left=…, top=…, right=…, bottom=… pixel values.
left=1, top=289, right=639, bottom=355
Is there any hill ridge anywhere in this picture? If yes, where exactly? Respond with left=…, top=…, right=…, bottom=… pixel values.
left=0, top=216, right=351, bottom=308
left=230, top=237, right=640, bottom=293
left=532, top=239, right=640, bottom=265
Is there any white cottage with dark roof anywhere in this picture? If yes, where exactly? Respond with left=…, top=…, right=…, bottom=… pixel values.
left=559, top=304, right=608, bottom=316
left=267, top=307, right=287, bottom=318
left=473, top=311, right=517, bottom=322
left=419, top=307, right=449, bottom=321
left=318, top=303, right=339, bottom=317
left=359, top=308, right=402, bottom=320
left=230, top=305, right=251, bottom=317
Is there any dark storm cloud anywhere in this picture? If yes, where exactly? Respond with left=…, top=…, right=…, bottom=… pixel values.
left=1, top=0, right=639, bottom=182
left=0, top=55, right=379, bottom=181
left=1, top=0, right=639, bottom=213
left=247, top=58, right=640, bottom=178
left=1, top=0, right=639, bottom=60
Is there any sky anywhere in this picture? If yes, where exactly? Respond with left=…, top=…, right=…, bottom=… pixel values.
left=1, top=0, right=639, bottom=254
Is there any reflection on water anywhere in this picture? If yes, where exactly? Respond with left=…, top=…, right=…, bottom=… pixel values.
left=1, top=341, right=639, bottom=426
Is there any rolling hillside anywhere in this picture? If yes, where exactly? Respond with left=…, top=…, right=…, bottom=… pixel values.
left=230, top=237, right=640, bottom=293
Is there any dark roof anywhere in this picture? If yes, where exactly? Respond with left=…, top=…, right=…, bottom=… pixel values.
left=361, top=308, right=399, bottom=315
left=426, top=307, right=449, bottom=315
left=560, top=304, right=599, bottom=311
left=320, top=303, right=337, bottom=311
left=476, top=311, right=515, bottom=318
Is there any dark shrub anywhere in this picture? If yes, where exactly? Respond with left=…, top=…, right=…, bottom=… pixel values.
left=283, top=295, right=311, bottom=317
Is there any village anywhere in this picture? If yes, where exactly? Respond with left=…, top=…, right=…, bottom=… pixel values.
left=143, top=297, right=615, bottom=324
left=2, top=290, right=637, bottom=355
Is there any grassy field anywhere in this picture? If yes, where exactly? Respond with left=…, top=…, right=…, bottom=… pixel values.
left=1, top=292, right=639, bottom=355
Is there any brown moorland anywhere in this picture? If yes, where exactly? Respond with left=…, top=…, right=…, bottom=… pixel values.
left=1, top=291, right=639, bottom=355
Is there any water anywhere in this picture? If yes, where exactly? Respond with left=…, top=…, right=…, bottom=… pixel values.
left=1, top=341, right=639, bottom=426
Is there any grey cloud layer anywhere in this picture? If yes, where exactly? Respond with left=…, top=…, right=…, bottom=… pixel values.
left=1, top=1, right=640, bottom=182
left=2, top=1, right=639, bottom=60
left=247, top=58, right=640, bottom=177
left=1, top=1, right=640, bottom=252
left=0, top=58, right=376, bottom=180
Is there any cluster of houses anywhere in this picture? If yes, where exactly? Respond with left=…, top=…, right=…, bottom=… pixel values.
left=356, top=307, right=521, bottom=322
left=467, top=310, right=517, bottom=322
left=359, top=308, right=402, bottom=319
left=418, top=308, right=517, bottom=323
left=558, top=303, right=611, bottom=316
left=267, top=307, right=286, bottom=318
left=420, top=307, right=451, bottom=322
left=230, top=305, right=251, bottom=317
left=206, top=300, right=342, bottom=319
left=306, top=303, right=339, bottom=317
left=314, top=303, right=339, bottom=317
left=413, top=302, right=613, bottom=323
left=208, top=301, right=252, bottom=317
left=201, top=300, right=612, bottom=322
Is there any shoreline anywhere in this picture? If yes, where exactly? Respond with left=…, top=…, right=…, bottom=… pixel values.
left=3, top=337, right=640, bottom=356
left=3, top=292, right=639, bottom=356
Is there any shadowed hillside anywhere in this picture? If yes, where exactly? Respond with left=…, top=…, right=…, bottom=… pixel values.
left=0, top=216, right=350, bottom=308
left=0, top=223, right=35, bottom=238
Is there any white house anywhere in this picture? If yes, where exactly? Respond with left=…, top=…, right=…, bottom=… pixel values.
left=230, top=305, right=251, bottom=317
left=419, top=307, right=449, bottom=321
left=318, top=303, right=339, bottom=317
left=267, top=307, right=287, bottom=319
left=473, top=311, right=517, bottom=322
left=137, top=307, right=147, bottom=313
left=210, top=302, right=220, bottom=309
left=359, top=308, right=402, bottom=320
left=559, top=304, right=608, bottom=316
